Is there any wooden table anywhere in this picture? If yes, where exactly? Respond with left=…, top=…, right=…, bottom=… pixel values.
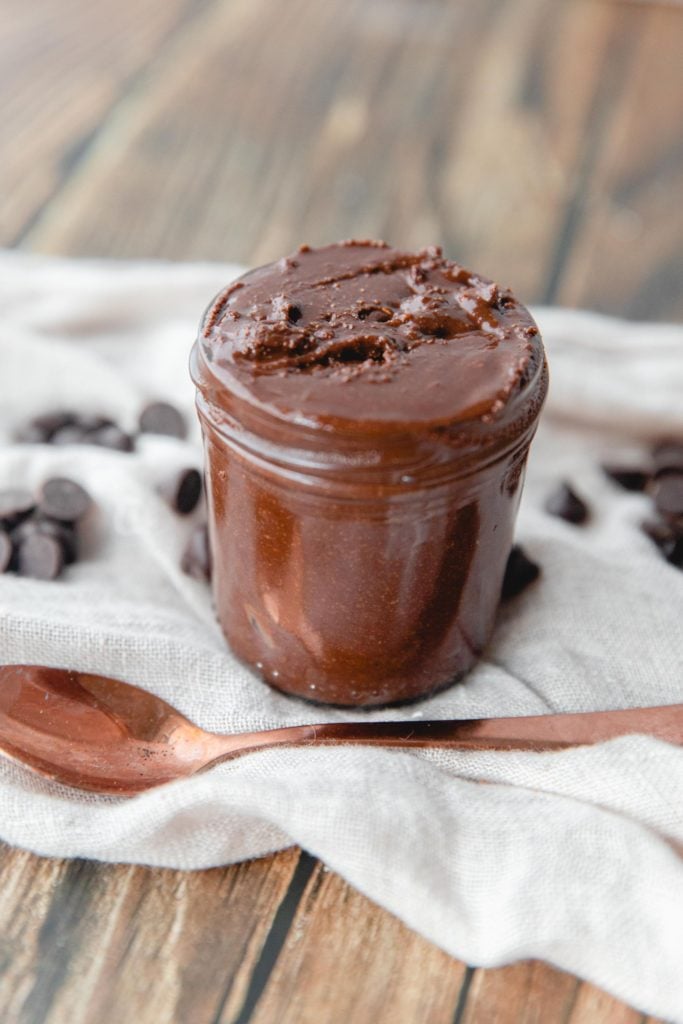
left=1, top=1, right=681, bottom=1021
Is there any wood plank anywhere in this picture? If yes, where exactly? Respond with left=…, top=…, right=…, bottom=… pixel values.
left=461, top=960, right=656, bottom=1024
left=0, top=842, right=301, bottom=1024
left=0, top=0, right=197, bottom=244
left=17, top=0, right=649, bottom=314
left=555, top=4, right=683, bottom=319
left=245, top=863, right=468, bottom=1024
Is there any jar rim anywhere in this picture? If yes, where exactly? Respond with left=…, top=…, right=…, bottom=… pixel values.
left=192, top=337, right=548, bottom=491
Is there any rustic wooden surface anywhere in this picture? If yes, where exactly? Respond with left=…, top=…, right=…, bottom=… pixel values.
left=1, top=0, right=681, bottom=1021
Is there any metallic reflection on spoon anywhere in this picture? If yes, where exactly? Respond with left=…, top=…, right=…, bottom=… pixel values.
left=0, top=664, right=681, bottom=796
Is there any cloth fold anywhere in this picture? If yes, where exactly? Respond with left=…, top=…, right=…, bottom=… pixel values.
left=0, top=250, right=682, bottom=1021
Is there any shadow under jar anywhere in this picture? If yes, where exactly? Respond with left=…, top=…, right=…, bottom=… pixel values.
left=191, top=241, right=548, bottom=707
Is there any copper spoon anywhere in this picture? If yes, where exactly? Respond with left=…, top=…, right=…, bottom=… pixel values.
left=0, top=664, right=681, bottom=796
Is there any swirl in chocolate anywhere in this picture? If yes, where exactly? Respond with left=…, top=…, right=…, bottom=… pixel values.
left=200, top=241, right=542, bottom=432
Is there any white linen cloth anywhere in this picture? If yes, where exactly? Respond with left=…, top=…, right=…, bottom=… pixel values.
left=0, top=250, right=682, bottom=1020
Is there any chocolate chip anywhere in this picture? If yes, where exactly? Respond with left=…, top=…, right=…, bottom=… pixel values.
left=181, top=524, right=211, bottom=582
left=39, top=478, right=92, bottom=523
left=501, top=545, right=540, bottom=601
left=651, top=473, right=683, bottom=528
left=16, top=532, right=64, bottom=580
left=666, top=536, right=683, bottom=569
left=545, top=482, right=589, bottom=524
left=0, top=489, right=36, bottom=529
left=17, top=411, right=76, bottom=443
left=602, top=464, right=650, bottom=492
left=161, top=468, right=202, bottom=515
left=89, top=424, right=134, bottom=451
left=12, top=516, right=78, bottom=565
left=50, top=424, right=88, bottom=446
left=0, top=531, right=12, bottom=573
left=652, top=440, right=683, bottom=476
left=139, top=401, right=187, bottom=439
left=75, top=413, right=116, bottom=434
left=641, top=518, right=676, bottom=551
left=15, top=422, right=52, bottom=444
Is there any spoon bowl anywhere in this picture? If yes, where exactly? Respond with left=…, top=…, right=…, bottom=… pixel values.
left=0, top=664, right=681, bottom=795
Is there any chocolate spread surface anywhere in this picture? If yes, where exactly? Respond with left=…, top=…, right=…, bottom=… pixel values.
left=200, top=240, right=541, bottom=432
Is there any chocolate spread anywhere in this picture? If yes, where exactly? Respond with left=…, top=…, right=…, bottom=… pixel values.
left=191, top=241, right=548, bottom=706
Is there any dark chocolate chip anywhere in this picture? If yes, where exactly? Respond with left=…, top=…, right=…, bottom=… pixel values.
left=15, top=422, right=52, bottom=444
left=181, top=524, right=211, bottom=582
left=651, top=472, right=683, bottom=527
left=0, top=530, right=12, bottom=573
left=50, top=424, right=88, bottom=446
left=16, top=532, right=64, bottom=580
left=0, top=489, right=36, bottom=528
left=12, top=516, right=78, bottom=565
left=39, top=478, right=92, bottom=523
left=75, top=413, right=116, bottom=434
left=641, top=518, right=676, bottom=551
left=161, top=468, right=202, bottom=515
left=545, top=482, right=589, bottom=525
left=139, top=401, right=187, bottom=439
left=601, top=464, right=650, bottom=492
left=501, top=544, right=540, bottom=601
left=89, top=424, right=135, bottom=451
left=665, top=536, right=683, bottom=569
left=652, top=440, right=683, bottom=476
left=18, top=411, right=76, bottom=443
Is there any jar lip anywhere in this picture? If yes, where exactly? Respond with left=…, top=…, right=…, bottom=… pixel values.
left=193, top=340, right=548, bottom=491
left=192, top=334, right=548, bottom=449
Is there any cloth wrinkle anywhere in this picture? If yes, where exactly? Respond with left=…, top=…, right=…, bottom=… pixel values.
left=0, top=251, right=682, bottom=1021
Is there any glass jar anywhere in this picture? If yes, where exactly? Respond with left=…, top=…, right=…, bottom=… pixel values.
left=191, top=323, right=548, bottom=707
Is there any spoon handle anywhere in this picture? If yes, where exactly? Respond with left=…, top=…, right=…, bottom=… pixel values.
left=208, top=703, right=683, bottom=762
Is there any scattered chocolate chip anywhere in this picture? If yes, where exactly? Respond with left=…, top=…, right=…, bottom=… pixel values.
left=16, top=532, right=64, bottom=580
left=12, top=516, right=78, bottom=565
left=0, top=531, right=12, bottom=573
left=15, top=422, right=52, bottom=444
left=181, top=524, right=211, bottom=582
left=641, top=518, right=676, bottom=550
left=602, top=464, right=650, bottom=492
left=39, top=478, right=92, bottom=523
left=15, top=410, right=135, bottom=451
left=0, top=489, right=36, bottom=529
left=139, top=401, right=187, bottom=440
left=501, top=544, right=540, bottom=601
left=665, top=536, right=683, bottom=568
left=652, top=440, right=683, bottom=477
left=161, top=468, right=202, bottom=515
left=18, top=411, right=76, bottom=443
left=75, top=413, right=116, bottom=434
left=89, top=424, right=135, bottom=451
left=651, top=473, right=683, bottom=529
left=50, top=424, right=88, bottom=446
left=545, top=482, right=589, bottom=525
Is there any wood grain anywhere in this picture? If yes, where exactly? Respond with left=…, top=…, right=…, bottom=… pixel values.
left=0, top=841, right=302, bottom=1024
left=0, top=0, right=680, bottom=1021
left=247, top=862, right=468, bottom=1024
left=461, top=960, right=658, bottom=1023
left=556, top=4, right=683, bottom=319
left=9, top=0, right=681, bottom=320
left=0, top=0, right=201, bottom=243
